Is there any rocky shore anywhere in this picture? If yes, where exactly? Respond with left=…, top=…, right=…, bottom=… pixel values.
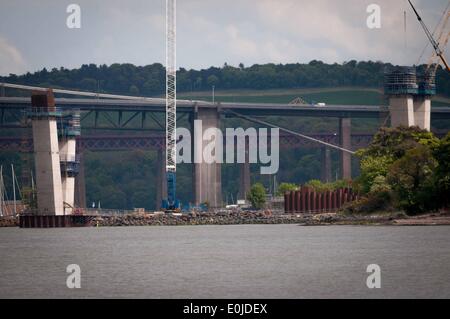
left=0, top=216, right=18, bottom=227
left=95, top=211, right=307, bottom=227
left=1, top=210, right=450, bottom=227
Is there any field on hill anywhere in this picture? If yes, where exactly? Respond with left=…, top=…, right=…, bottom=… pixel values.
left=179, top=87, right=450, bottom=107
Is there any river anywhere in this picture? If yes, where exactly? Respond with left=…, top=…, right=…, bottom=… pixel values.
left=0, top=224, right=449, bottom=298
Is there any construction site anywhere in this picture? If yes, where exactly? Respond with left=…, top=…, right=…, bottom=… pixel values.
left=0, top=0, right=449, bottom=227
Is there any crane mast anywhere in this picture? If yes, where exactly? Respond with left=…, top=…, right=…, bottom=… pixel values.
left=408, top=0, right=450, bottom=71
left=164, top=0, right=179, bottom=210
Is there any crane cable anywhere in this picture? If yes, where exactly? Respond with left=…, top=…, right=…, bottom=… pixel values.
left=416, top=0, right=450, bottom=65
left=225, top=110, right=356, bottom=155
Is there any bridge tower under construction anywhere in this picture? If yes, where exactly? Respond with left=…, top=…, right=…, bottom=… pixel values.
left=384, top=66, right=435, bottom=131
left=58, top=110, right=81, bottom=214
left=29, top=89, right=64, bottom=215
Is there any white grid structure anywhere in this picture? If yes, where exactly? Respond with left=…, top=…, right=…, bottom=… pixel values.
left=166, top=0, right=177, bottom=173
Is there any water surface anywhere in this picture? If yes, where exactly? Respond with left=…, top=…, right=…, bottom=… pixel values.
left=0, top=225, right=449, bottom=298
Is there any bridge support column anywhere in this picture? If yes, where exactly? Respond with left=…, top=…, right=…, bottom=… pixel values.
left=339, top=118, right=352, bottom=180
left=192, top=108, right=222, bottom=208
left=74, top=150, right=86, bottom=208
left=30, top=90, right=64, bottom=215
left=156, top=149, right=167, bottom=210
left=389, top=96, right=415, bottom=128
left=59, top=111, right=80, bottom=214
left=413, top=96, right=431, bottom=131
left=59, top=139, right=76, bottom=214
left=321, top=147, right=332, bottom=183
left=238, top=140, right=251, bottom=200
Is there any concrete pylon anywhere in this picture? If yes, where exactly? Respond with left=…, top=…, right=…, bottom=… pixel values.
left=339, top=118, right=351, bottom=180
left=192, top=108, right=222, bottom=208
left=58, top=111, right=80, bottom=214
left=320, top=147, right=332, bottom=183
left=59, top=139, right=76, bottom=214
left=30, top=90, right=64, bottom=215
left=389, top=96, right=415, bottom=127
left=384, top=66, right=419, bottom=128
left=413, top=96, right=431, bottom=131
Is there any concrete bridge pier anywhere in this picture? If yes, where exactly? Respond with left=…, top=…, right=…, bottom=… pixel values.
left=59, top=138, right=76, bottom=214
left=238, top=140, right=251, bottom=201
left=321, top=147, right=332, bottom=183
left=339, top=118, right=352, bottom=180
left=58, top=111, right=81, bottom=214
left=30, top=90, right=64, bottom=215
left=192, top=108, right=222, bottom=208
left=413, top=96, right=431, bottom=131
left=389, top=95, right=415, bottom=127
left=384, top=66, right=433, bottom=129
left=74, top=150, right=86, bottom=208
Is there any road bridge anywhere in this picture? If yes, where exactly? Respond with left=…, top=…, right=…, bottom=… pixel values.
left=1, top=95, right=449, bottom=209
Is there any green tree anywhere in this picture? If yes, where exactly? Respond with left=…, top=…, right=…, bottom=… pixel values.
left=357, top=155, right=393, bottom=193
left=432, top=132, right=450, bottom=207
left=276, top=182, right=298, bottom=196
left=304, top=179, right=332, bottom=192
left=129, top=85, right=139, bottom=95
left=207, top=75, right=219, bottom=87
left=387, top=146, right=438, bottom=214
left=247, top=183, right=266, bottom=210
left=356, top=126, right=439, bottom=194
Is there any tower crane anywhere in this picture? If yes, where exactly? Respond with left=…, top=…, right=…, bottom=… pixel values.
left=425, top=4, right=450, bottom=73
left=408, top=0, right=450, bottom=71
left=162, top=0, right=180, bottom=211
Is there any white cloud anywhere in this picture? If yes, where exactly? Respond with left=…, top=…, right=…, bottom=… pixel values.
left=0, top=0, right=448, bottom=73
left=0, top=36, right=26, bottom=75
left=254, top=0, right=446, bottom=65
left=225, top=25, right=259, bottom=57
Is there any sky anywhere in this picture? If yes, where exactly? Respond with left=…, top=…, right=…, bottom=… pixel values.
left=0, top=0, right=448, bottom=76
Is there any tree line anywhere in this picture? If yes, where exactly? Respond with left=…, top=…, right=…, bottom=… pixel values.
left=2, top=60, right=450, bottom=96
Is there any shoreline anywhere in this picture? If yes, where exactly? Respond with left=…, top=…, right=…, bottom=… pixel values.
left=1, top=211, right=450, bottom=228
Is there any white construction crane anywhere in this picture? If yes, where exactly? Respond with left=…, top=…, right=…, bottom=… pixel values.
left=409, top=0, right=450, bottom=71
left=163, top=0, right=179, bottom=210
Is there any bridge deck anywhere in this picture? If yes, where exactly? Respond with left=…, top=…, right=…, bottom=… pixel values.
left=2, top=97, right=450, bottom=119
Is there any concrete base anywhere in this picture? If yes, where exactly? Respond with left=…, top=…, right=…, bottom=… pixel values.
left=192, top=109, right=222, bottom=208
left=32, top=119, right=64, bottom=215
left=413, top=96, right=431, bottom=131
left=389, top=96, right=415, bottom=127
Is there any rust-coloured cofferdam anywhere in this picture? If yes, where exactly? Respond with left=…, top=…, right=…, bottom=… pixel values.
left=19, top=215, right=95, bottom=228
left=284, top=187, right=359, bottom=214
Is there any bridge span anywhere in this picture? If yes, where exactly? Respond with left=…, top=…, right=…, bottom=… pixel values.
left=1, top=92, right=449, bottom=211
left=2, top=96, right=450, bottom=118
